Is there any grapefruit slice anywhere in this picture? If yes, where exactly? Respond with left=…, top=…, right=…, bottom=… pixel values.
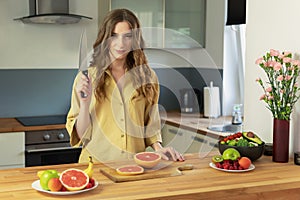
left=59, top=168, right=89, bottom=191
left=116, top=165, right=144, bottom=175
left=134, top=152, right=161, bottom=168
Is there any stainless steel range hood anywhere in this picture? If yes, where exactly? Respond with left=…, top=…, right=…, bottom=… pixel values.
left=14, top=0, right=92, bottom=24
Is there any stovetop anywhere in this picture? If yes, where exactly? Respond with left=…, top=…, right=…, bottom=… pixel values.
left=16, top=115, right=67, bottom=126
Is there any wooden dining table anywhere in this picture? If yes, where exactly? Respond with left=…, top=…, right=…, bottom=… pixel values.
left=1, top=152, right=300, bottom=200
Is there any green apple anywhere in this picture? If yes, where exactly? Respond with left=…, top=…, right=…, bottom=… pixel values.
left=39, top=170, right=59, bottom=190
left=222, top=148, right=241, bottom=160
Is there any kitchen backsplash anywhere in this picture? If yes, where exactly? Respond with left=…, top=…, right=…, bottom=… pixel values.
left=0, top=69, right=77, bottom=117
left=0, top=68, right=222, bottom=118
left=155, top=67, right=223, bottom=113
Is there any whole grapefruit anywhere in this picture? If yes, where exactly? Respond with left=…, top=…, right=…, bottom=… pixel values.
left=134, top=152, right=161, bottom=168
left=59, top=168, right=89, bottom=191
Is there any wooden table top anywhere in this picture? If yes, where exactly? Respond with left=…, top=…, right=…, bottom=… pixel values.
left=0, top=118, right=65, bottom=133
left=1, top=153, right=300, bottom=200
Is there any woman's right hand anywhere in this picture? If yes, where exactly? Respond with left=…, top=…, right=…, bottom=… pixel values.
left=76, top=72, right=92, bottom=105
left=75, top=72, right=92, bottom=138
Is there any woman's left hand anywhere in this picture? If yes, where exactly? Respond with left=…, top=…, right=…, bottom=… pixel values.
left=156, top=146, right=185, bottom=162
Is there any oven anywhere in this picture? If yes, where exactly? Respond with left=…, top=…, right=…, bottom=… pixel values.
left=16, top=115, right=82, bottom=167
left=25, top=129, right=82, bottom=167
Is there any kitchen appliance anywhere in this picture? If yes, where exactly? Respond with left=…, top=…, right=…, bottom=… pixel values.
left=25, top=129, right=81, bottom=167
left=16, top=115, right=67, bottom=126
left=16, top=115, right=81, bottom=167
left=14, top=0, right=92, bottom=24
left=179, top=88, right=201, bottom=113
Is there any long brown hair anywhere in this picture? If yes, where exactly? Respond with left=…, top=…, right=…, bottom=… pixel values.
left=90, top=8, right=158, bottom=104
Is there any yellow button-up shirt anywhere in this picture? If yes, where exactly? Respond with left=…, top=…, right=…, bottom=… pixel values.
left=66, top=67, right=162, bottom=163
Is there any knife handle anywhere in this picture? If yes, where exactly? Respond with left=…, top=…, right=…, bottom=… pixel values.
left=82, top=70, right=88, bottom=78
left=80, top=70, right=89, bottom=98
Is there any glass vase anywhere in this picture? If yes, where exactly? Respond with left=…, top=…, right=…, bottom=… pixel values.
left=272, top=118, right=290, bottom=163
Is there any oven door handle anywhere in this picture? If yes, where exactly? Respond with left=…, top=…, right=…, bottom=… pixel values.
left=26, top=146, right=82, bottom=153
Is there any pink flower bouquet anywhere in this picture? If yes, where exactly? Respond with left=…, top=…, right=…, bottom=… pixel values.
left=256, top=49, right=300, bottom=120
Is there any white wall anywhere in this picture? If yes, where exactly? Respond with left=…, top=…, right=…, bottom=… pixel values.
left=0, top=0, right=98, bottom=69
left=244, top=0, right=300, bottom=154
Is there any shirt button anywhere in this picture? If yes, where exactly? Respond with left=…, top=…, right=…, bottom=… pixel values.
left=121, top=134, right=125, bottom=138
left=120, top=118, right=124, bottom=122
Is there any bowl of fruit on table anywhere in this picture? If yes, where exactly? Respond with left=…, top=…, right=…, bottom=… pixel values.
left=218, top=131, right=265, bottom=161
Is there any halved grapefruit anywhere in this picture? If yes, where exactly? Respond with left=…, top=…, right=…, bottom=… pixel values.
left=134, top=152, right=161, bottom=168
left=59, top=168, right=89, bottom=191
left=116, top=165, right=144, bottom=175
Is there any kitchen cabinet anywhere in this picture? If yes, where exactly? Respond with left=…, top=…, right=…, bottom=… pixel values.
left=164, top=0, right=205, bottom=48
left=98, top=0, right=224, bottom=67
left=0, top=132, right=25, bottom=169
left=162, top=124, right=218, bottom=154
left=98, top=0, right=206, bottom=48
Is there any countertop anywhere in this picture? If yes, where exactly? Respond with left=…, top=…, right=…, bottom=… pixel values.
left=0, top=118, right=65, bottom=133
left=1, top=153, right=300, bottom=200
left=161, top=112, right=233, bottom=137
left=0, top=112, right=233, bottom=138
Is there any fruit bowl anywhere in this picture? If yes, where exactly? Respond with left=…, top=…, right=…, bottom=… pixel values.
left=218, top=142, right=265, bottom=161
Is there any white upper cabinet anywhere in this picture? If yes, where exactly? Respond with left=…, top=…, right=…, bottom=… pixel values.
left=99, top=0, right=206, bottom=48
left=164, top=0, right=206, bottom=48
left=98, top=0, right=224, bottom=67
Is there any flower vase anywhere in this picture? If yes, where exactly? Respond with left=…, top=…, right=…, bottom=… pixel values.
left=272, top=118, right=290, bottom=163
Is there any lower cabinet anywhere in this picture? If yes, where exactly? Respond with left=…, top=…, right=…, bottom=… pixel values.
left=162, top=124, right=219, bottom=154
left=0, top=132, right=25, bottom=169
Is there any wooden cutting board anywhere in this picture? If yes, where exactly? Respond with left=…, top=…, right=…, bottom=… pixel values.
left=99, top=160, right=183, bottom=183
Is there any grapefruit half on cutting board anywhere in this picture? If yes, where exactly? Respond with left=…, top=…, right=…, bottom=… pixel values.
left=116, top=165, right=144, bottom=175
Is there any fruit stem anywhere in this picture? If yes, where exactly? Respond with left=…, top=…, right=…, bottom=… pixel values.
left=89, top=156, right=93, bottom=163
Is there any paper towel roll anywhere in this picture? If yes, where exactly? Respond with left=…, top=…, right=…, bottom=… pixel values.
left=204, top=82, right=220, bottom=118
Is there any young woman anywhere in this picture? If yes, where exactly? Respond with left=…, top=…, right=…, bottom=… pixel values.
left=66, top=8, right=184, bottom=163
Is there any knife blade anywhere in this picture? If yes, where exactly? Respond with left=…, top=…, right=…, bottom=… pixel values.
left=79, top=29, right=89, bottom=98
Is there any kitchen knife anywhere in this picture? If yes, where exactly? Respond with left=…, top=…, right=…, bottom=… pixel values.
left=79, top=29, right=89, bottom=98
